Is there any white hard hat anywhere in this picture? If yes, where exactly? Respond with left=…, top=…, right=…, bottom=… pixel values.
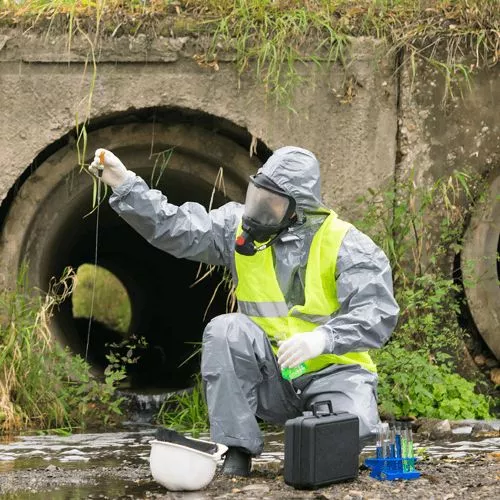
left=149, top=438, right=228, bottom=491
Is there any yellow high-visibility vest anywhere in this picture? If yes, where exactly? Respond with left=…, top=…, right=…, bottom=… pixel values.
left=234, top=212, right=376, bottom=374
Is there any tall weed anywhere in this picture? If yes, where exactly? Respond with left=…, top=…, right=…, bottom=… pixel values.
left=356, top=171, right=492, bottom=418
left=155, top=374, right=209, bottom=437
left=0, top=267, right=126, bottom=434
left=1, top=1, right=497, bottom=104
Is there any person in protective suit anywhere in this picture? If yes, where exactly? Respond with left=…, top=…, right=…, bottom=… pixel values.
left=90, top=146, right=399, bottom=477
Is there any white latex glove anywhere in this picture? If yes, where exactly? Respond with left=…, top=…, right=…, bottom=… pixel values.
left=277, top=331, right=327, bottom=369
left=89, top=148, right=133, bottom=189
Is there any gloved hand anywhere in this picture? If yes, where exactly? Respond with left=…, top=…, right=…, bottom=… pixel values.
left=89, top=148, right=134, bottom=189
left=277, top=330, right=327, bottom=369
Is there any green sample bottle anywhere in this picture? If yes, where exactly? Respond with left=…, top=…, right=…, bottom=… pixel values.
left=281, top=363, right=306, bottom=380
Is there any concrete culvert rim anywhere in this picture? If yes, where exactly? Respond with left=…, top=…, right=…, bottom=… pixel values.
left=0, top=121, right=262, bottom=389
left=461, top=169, right=500, bottom=360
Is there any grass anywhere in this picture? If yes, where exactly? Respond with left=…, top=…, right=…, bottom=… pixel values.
left=0, top=267, right=126, bottom=434
left=0, top=1, right=497, bottom=105
left=0, top=269, right=72, bottom=433
left=356, top=170, right=495, bottom=418
left=155, top=374, right=209, bottom=437
left=1, top=1, right=496, bottom=166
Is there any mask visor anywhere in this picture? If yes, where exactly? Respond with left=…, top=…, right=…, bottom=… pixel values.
left=243, top=182, right=290, bottom=226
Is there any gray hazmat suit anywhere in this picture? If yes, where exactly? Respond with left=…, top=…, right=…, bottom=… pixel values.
left=109, top=146, right=399, bottom=455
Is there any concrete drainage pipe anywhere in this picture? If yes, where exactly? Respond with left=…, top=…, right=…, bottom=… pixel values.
left=0, top=123, right=261, bottom=388
left=461, top=170, right=500, bottom=360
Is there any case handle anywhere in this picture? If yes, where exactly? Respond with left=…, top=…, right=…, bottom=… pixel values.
left=311, top=400, right=333, bottom=417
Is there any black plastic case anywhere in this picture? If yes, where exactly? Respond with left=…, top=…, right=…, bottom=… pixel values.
left=284, top=401, right=360, bottom=489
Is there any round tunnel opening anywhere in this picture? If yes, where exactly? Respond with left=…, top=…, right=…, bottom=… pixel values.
left=0, top=121, right=263, bottom=390
left=73, top=264, right=132, bottom=335
left=461, top=170, right=500, bottom=360
left=72, top=263, right=132, bottom=372
left=55, top=168, right=233, bottom=390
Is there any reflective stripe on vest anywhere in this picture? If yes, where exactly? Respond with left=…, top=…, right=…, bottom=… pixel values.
left=234, top=211, right=376, bottom=374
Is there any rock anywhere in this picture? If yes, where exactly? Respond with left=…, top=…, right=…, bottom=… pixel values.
left=485, top=358, right=498, bottom=369
left=490, top=367, right=500, bottom=386
left=416, top=418, right=452, bottom=439
left=431, top=419, right=452, bottom=439
left=471, top=422, right=499, bottom=438
left=414, top=418, right=440, bottom=435
left=451, top=426, right=473, bottom=435
left=241, top=483, right=270, bottom=493
left=489, top=420, right=500, bottom=431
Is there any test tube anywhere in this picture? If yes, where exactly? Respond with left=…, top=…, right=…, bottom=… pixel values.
left=394, top=421, right=402, bottom=458
left=376, top=422, right=383, bottom=458
left=407, top=422, right=415, bottom=471
left=389, top=422, right=396, bottom=458
left=382, top=422, right=391, bottom=459
left=401, top=422, right=409, bottom=472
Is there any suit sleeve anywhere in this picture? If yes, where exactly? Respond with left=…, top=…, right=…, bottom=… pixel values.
left=108, top=174, right=243, bottom=267
left=316, top=227, right=400, bottom=355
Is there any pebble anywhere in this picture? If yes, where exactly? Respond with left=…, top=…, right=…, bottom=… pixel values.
left=431, top=419, right=452, bottom=439
left=490, top=367, right=500, bottom=385
left=241, top=483, right=270, bottom=493
left=348, top=490, right=363, bottom=498
left=452, top=426, right=473, bottom=435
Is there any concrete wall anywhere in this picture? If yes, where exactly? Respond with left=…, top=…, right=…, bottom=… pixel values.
left=0, top=29, right=498, bottom=359
left=398, top=59, right=500, bottom=359
left=398, top=59, right=499, bottom=183
left=0, top=31, right=398, bottom=211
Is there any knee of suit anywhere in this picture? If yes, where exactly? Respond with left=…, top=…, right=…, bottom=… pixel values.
left=201, top=313, right=262, bottom=373
left=306, top=392, right=379, bottom=442
left=203, top=313, right=244, bottom=343
left=202, top=312, right=268, bottom=349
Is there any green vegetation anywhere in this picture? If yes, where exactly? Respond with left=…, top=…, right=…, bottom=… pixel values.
left=356, top=171, right=493, bottom=419
left=156, top=374, right=209, bottom=437
left=72, top=263, right=131, bottom=333
left=375, top=344, right=491, bottom=419
left=0, top=1, right=497, bottom=104
left=0, top=268, right=127, bottom=434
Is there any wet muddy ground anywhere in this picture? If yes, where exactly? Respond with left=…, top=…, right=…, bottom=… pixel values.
left=0, top=426, right=499, bottom=499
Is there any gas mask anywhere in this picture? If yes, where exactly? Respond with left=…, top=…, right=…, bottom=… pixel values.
left=235, top=174, right=297, bottom=256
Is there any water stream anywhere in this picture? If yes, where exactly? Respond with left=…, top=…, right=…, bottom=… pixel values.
left=1, top=423, right=498, bottom=499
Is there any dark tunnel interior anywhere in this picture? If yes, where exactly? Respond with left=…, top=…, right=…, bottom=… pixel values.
left=0, top=110, right=271, bottom=391
left=43, top=168, right=231, bottom=390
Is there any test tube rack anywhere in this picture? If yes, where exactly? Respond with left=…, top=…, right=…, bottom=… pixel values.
left=365, top=421, right=421, bottom=481
left=364, top=457, right=420, bottom=481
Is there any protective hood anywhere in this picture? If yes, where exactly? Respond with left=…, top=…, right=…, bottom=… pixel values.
left=257, top=146, right=329, bottom=220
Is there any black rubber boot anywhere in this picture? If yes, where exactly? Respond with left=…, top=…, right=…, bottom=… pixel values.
left=221, top=447, right=252, bottom=477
